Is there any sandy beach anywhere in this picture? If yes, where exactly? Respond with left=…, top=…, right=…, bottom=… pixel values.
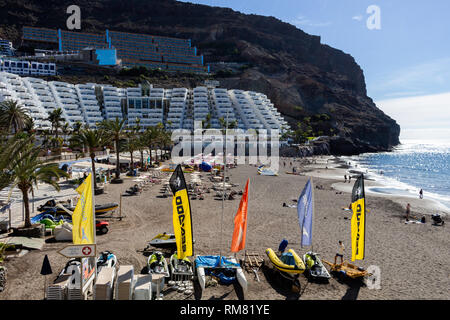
left=0, top=156, right=449, bottom=300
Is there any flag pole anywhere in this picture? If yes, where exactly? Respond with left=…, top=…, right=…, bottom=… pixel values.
left=219, top=111, right=229, bottom=266
left=311, top=177, right=315, bottom=253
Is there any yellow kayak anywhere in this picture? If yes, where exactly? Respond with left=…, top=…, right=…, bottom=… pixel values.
left=265, top=248, right=305, bottom=274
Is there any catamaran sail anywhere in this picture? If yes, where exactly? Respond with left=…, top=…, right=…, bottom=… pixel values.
left=231, top=179, right=250, bottom=253
left=169, top=164, right=194, bottom=259
left=351, top=174, right=366, bottom=261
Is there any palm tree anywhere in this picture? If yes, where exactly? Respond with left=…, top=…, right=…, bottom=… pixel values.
left=47, top=108, right=64, bottom=153
left=159, top=129, right=173, bottom=160
left=70, top=128, right=107, bottom=190
left=5, top=135, right=68, bottom=228
left=0, top=100, right=30, bottom=134
left=98, top=118, right=126, bottom=181
left=142, top=126, right=160, bottom=167
left=47, top=108, right=64, bottom=141
left=133, top=118, right=147, bottom=170
left=125, top=130, right=139, bottom=173
left=61, top=122, right=70, bottom=145
left=72, top=121, right=82, bottom=135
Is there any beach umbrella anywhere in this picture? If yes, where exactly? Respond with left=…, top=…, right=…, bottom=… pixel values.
left=40, top=254, right=52, bottom=299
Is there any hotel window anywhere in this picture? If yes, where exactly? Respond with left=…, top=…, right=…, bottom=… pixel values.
left=135, top=99, right=142, bottom=109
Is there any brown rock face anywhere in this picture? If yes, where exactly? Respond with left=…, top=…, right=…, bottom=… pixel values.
left=0, top=0, right=400, bottom=154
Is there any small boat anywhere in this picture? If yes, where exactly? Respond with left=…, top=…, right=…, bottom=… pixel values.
left=196, top=263, right=206, bottom=291
left=303, top=251, right=331, bottom=281
left=169, top=253, right=194, bottom=281
left=265, top=248, right=306, bottom=275
left=322, top=260, right=368, bottom=279
left=229, top=257, right=248, bottom=294
left=149, top=233, right=195, bottom=249
left=194, top=255, right=247, bottom=293
left=149, top=233, right=176, bottom=249
left=147, top=251, right=170, bottom=293
left=37, top=200, right=118, bottom=216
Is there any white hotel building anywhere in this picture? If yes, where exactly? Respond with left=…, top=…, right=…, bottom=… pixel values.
left=0, top=71, right=290, bottom=134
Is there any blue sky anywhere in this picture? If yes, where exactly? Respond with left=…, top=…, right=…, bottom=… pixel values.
left=181, top=0, right=450, bottom=141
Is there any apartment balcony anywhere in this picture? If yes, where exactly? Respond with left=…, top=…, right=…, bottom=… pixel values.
left=104, top=97, right=121, bottom=103
left=62, top=106, right=80, bottom=114
left=171, top=97, right=186, bottom=103
left=104, top=105, right=121, bottom=112
left=169, top=102, right=185, bottom=108
left=66, top=115, right=83, bottom=121
left=86, top=115, right=104, bottom=122
left=128, top=112, right=141, bottom=118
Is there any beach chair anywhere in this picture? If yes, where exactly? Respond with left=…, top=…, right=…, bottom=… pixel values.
left=115, top=265, right=134, bottom=300
left=46, top=274, right=70, bottom=300
left=133, top=275, right=152, bottom=300
left=94, top=267, right=115, bottom=300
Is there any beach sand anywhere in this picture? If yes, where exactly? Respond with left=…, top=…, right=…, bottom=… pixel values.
left=1, top=157, right=449, bottom=300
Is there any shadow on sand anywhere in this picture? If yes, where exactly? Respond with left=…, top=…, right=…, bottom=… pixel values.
left=331, top=272, right=365, bottom=300
left=261, top=265, right=301, bottom=300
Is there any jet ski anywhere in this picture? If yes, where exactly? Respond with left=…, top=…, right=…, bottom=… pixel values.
left=303, top=251, right=331, bottom=281
left=37, top=199, right=118, bottom=216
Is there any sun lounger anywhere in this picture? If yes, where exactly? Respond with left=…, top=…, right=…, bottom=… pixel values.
left=133, top=275, right=152, bottom=300
left=94, top=267, right=115, bottom=300
left=115, top=265, right=134, bottom=300
left=54, top=222, right=73, bottom=241
left=47, top=274, right=70, bottom=300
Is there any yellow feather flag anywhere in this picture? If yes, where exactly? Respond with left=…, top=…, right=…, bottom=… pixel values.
left=72, top=173, right=95, bottom=244
left=351, top=175, right=365, bottom=261
left=169, top=165, right=193, bottom=259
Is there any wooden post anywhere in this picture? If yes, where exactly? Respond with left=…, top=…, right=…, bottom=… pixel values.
left=119, top=194, right=122, bottom=221
left=8, top=208, right=11, bottom=231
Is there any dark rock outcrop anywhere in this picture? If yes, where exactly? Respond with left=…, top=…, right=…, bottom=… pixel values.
left=0, top=0, right=400, bottom=154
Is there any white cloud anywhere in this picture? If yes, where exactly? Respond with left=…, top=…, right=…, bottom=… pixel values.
left=376, top=92, right=450, bottom=141
left=371, top=57, right=450, bottom=99
left=291, top=15, right=332, bottom=28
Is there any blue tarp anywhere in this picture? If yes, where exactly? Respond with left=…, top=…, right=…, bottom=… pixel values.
left=195, top=255, right=240, bottom=268
left=31, top=210, right=71, bottom=224
left=199, top=161, right=212, bottom=172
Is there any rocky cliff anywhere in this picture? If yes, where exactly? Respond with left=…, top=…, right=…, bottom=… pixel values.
left=0, top=0, right=400, bottom=154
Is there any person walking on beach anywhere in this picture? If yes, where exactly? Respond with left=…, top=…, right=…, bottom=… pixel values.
left=419, top=189, right=423, bottom=199
left=334, top=241, right=345, bottom=265
left=344, top=175, right=347, bottom=182
left=348, top=176, right=351, bottom=183
left=406, top=203, right=411, bottom=221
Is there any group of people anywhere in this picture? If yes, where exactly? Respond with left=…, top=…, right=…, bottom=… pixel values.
left=344, top=175, right=352, bottom=183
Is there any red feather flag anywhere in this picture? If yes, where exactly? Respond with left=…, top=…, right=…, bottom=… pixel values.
left=231, top=179, right=250, bottom=253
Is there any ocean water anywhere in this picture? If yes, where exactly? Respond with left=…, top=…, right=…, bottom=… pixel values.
left=344, top=140, right=450, bottom=211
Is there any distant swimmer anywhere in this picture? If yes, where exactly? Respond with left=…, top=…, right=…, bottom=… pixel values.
left=419, top=189, right=423, bottom=199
